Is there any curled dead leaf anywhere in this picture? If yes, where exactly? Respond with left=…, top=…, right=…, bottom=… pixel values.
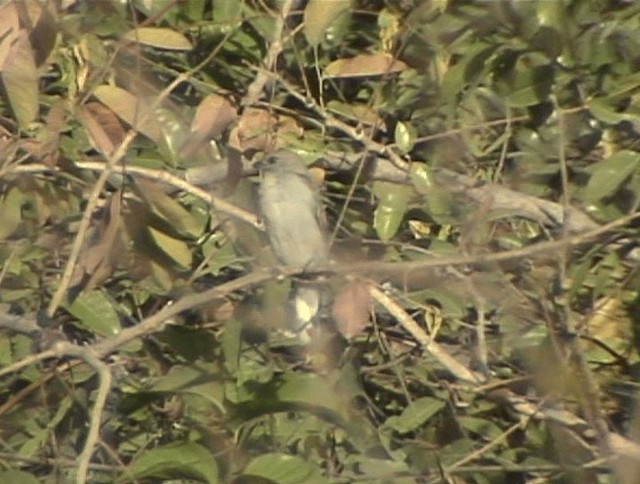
left=78, top=102, right=125, bottom=157
left=179, top=94, right=238, bottom=159
left=228, top=108, right=302, bottom=153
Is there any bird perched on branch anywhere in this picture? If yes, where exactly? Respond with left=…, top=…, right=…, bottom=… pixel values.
left=256, top=150, right=328, bottom=338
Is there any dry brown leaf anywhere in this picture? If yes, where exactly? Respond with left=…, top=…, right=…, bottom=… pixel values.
left=581, top=297, right=635, bottom=363
left=92, top=85, right=163, bottom=142
left=0, top=3, right=19, bottom=67
left=1, top=29, right=39, bottom=128
left=20, top=0, right=57, bottom=66
left=228, top=108, right=303, bottom=153
left=228, top=108, right=276, bottom=152
left=190, top=94, right=237, bottom=139
left=35, top=99, right=67, bottom=167
left=0, top=2, right=19, bottom=37
left=332, top=279, right=372, bottom=338
left=179, top=94, right=238, bottom=159
left=70, top=191, right=124, bottom=292
left=324, top=53, right=408, bottom=78
left=77, top=102, right=125, bottom=157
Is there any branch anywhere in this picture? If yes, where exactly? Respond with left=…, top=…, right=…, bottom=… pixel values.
left=9, top=161, right=261, bottom=229
left=242, top=0, right=295, bottom=107
left=368, top=283, right=484, bottom=384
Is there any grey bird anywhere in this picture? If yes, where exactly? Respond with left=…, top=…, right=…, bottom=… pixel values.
left=256, top=150, right=329, bottom=336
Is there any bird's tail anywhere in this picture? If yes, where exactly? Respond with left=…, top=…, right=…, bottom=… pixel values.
left=289, top=281, right=326, bottom=342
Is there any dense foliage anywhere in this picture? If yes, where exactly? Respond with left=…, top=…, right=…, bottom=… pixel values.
left=0, top=0, right=639, bottom=482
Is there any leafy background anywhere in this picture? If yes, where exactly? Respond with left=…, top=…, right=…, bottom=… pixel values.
left=0, top=0, right=639, bottom=482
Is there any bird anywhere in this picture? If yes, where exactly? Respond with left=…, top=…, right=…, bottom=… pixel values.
left=256, top=150, right=328, bottom=337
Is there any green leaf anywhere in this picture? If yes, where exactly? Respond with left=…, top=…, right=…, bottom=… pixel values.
left=458, top=416, right=503, bottom=440
left=580, top=150, right=640, bottom=202
left=64, top=289, right=121, bottom=337
left=147, top=225, right=193, bottom=269
left=504, top=65, right=554, bottom=107
left=372, top=181, right=412, bottom=241
left=385, top=397, right=444, bottom=434
left=440, top=43, right=497, bottom=104
left=211, top=0, right=243, bottom=33
left=20, top=396, right=75, bottom=458
left=149, top=363, right=225, bottom=411
left=588, top=97, right=640, bottom=125
left=148, top=258, right=174, bottom=292
left=494, top=52, right=554, bottom=107
left=222, top=317, right=242, bottom=373
left=123, top=442, right=218, bottom=483
left=0, top=186, right=25, bottom=240
left=0, top=470, right=40, bottom=484
left=395, top=121, right=416, bottom=154
left=242, top=453, right=329, bottom=484
left=139, top=181, right=204, bottom=238
left=410, top=163, right=455, bottom=222
left=303, top=0, right=351, bottom=48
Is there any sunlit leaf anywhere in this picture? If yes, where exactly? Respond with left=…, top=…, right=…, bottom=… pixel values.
left=582, top=297, right=635, bottom=364
left=147, top=225, right=193, bottom=269
left=0, top=3, right=19, bottom=49
left=372, top=181, right=412, bottom=241
left=124, top=27, right=192, bottom=51
left=64, top=289, right=121, bottom=337
left=324, top=53, right=407, bottom=78
left=411, top=163, right=456, bottom=223
left=395, top=121, right=416, bottom=154
left=303, top=0, right=351, bottom=48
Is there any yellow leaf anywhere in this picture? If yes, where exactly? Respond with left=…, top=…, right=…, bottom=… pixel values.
left=125, top=27, right=192, bottom=51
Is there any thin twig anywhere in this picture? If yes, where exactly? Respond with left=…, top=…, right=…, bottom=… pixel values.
left=92, top=269, right=274, bottom=358
left=51, top=343, right=112, bottom=484
left=0, top=349, right=58, bottom=379
left=242, top=0, right=294, bottom=107
left=9, top=161, right=261, bottom=228
left=348, top=211, right=640, bottom=275
left=368, top=284, right=484, bottom=384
